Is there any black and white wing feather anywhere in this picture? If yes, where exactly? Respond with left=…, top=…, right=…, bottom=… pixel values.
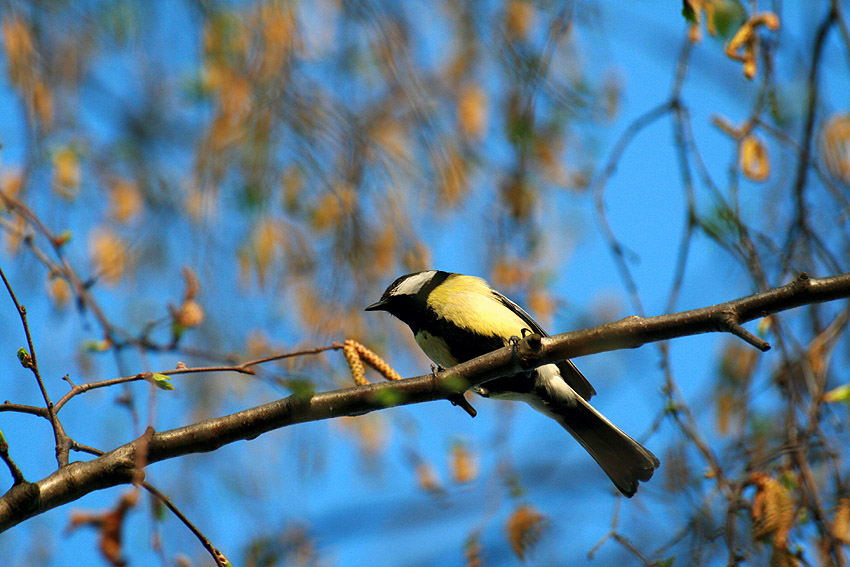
left=490, top=289, right=597, bottom=400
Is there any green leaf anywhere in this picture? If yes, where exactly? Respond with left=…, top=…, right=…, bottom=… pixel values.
left=712, top=1, right=747, bottom=39
left=82, top=339, right=111, bottom=352
left=146, top=373, right=175, bottom=391
left=16, top=347, right=32, bottom=368
left=682, top=0, right=697, bottom=24
left=824, top=383, right=850, bottom=404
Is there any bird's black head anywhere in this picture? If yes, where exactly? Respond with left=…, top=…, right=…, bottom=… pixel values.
left=365, top=270, right=451, bottom=330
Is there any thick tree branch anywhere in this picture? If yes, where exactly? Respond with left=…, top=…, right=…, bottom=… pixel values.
left=1, top=272, right=849, bottom=532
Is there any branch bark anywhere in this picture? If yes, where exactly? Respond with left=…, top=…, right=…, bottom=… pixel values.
left=1, top=272, right=849, bottom=532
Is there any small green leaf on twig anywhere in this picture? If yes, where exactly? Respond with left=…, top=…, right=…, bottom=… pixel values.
left=82, top=339, right=112, bottom=352
left=17, top=347, right=32, bottom=368
left=213, top=548, right=233, bottom=567
left=55, top=230, right=73, bottom=246
left=145, top=373, right=175, bottom=391
left=824, top=383, right=850, bottom=404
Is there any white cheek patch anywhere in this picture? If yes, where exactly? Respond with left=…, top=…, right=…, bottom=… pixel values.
left=392, top=271, right=436, bottom=297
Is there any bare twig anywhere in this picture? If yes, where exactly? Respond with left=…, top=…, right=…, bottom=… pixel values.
left=141, top=482, right=231, bottom=567
left=0, top=432, right=26, bottom=485
left=0, top=263, right=70, bottom=467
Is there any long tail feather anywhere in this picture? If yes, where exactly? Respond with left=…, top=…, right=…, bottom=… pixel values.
left=531, top=366, right=660, bottom=497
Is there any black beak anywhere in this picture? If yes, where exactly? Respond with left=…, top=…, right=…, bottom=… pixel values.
left=365, top=299, right=388, bottom=312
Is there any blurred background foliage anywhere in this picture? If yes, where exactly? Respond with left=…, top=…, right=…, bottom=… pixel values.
left=1, top=0, right=850, bottom=566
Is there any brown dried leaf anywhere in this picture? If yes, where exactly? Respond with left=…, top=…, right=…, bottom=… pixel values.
left=715, top=390, right=737, bottom=435
left=770, top=547, right=800, bottom=567
left=248, top=218, right=282, bottom=286
left=416, top=461, right=443, bottom=493
left=832, top=498, right=850, bottom=544
left=506, top=504, right=546, bottom=560
left=457, top=83, right=488, bottom=138
left=311, top=192, right=344, bottom=231
left=720, top=342, right=759, bottom=383
left=750, top=472, right=794, bottom=549
left=46, top=275, right=72, bottom=309
left=464, top=532, right=483, bottom=567
left=175, top=299, right=205, bottom=328
left=505, top=1, right=535, bottom=40
left=372, top=225, right=397, bottom=274
left=450, top=442, right=478, bottom=484
left=52, top=146, right=81, bottom=198
left=109, top=178, right=143, bottom=224
left=2, top=212, right=26, bottom=254
left=256, top=2, right=298, bottom=78
left=821, top=114, right=850, bottom=185
left=66, top=490, right=138, bottom=567
left=401, top=240, right=432, bottom=273
left=280, top=167, right=304, bottom=212
left=370, top=118, right=411, bottom=162
left=500, top=176, right=535, bottom=219
left=526, top=288, right=555, bottom=328
left=32, top=78, right=54, bottom=127
left=2, top=16, right=35, bottom=85
left=437, top=146, right=467, bottom=207
left=1, top=169, right=23, bottom=200
left=89, top=228, right=128, bottom=285
left=181, top=266, right=201, bottom=301
left=490, top=259, right=529, bottom=290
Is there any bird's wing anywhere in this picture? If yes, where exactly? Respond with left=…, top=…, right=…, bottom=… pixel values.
left=490, top=289, right=597, bottom=400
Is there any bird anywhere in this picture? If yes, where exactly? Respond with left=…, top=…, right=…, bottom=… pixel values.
left=365, top=270, right=659, bottom=497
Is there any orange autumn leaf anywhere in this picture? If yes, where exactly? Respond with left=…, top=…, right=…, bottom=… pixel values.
left=506, top=504, right=546, bottom=560
left=437, top=146, right=467, bottom=207
left=52, top=146, right=81, bottom=198
left=740, top=134, right=770, bottom=181
left=89, top=229, right=128, bottom=285
left=505, top=1, right=535, bottom=40
left=66, top=490, right=138, bottom=567
left=450, top=442, right=478, bottom=484
left=416, top=461, right=443, bottom=493
left=832, top=498, right=850, bottom=544
left=749, top=472, right=794, bottom=549
left=821, top=114, right=850, bottom=185
left=457, top=83, right=488, bottom=138
left=47, top=275, right=72, bottom=309
left=109, top=178, right=144, bottom=224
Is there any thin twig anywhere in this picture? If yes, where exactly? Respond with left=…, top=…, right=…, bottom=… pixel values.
left=141, top=482, right=231, bottom=567
left=0, top=262, right=69, bottom=466
left=0, top=433, right=26, bottom=485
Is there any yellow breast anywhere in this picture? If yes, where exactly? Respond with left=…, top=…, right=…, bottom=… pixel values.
left=428, top=275, right=529, bottom=338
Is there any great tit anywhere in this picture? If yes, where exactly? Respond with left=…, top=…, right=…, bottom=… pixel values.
left=366, top=270, right=659, bottom=497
